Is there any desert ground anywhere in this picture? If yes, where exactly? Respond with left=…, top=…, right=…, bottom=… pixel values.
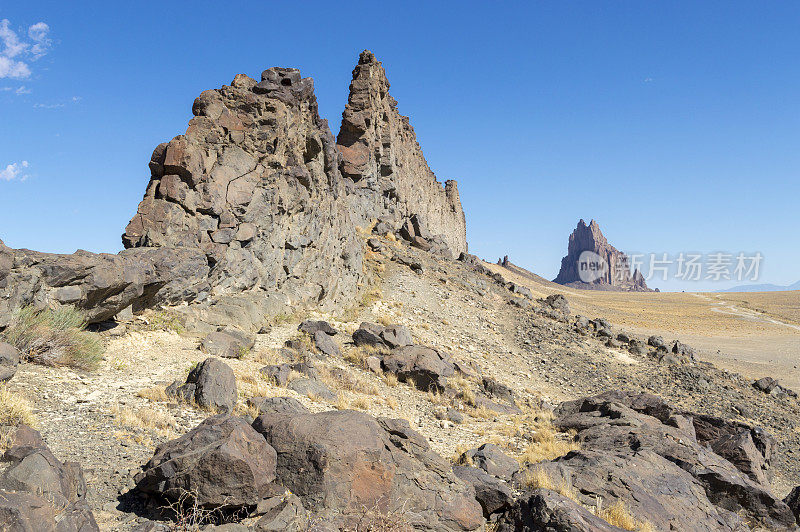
left=484, top=262, right=800, bottom=392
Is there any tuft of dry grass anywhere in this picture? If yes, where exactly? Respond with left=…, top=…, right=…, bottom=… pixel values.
left=136, top=386, right=170, bottom=402
left=0, top=385, right=36, bottom=428
left=592, top=498, right=654, bottom=532
left=384, top=373, right=399, bottom=387
left=385, top=396, right=399, bottom=410
left=111, top=405, right=175, bottom=437
left=522, top=467, right=579, bottom=501
left=519, top=436, right=580, bottom=464
left=452, top=443, right=473, bottom=465
left=2, top=306, right=104, bottom=370
left=144, top=310, right=185, bottom=334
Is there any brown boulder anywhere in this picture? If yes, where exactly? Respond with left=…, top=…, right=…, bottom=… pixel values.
left=252, top=409, right=483, bottom=530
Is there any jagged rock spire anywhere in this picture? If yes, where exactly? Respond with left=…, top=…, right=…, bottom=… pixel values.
left=553, top=219, right=650, bottom=291
left=337, top=50, right=467, bottom=257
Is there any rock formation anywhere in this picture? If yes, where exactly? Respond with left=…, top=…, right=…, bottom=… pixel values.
left=337, top=51, right=467, bottom=258
left=553, top=219, right=650, bottom=291
left=122, top=67, right=364, bottom=326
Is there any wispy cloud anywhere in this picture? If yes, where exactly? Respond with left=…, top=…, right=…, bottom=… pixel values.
left=0, top=19, right=52, bottom=80
left=33, top=102, right=64, bottom=109
left=0, top=160, right=30, bottom=181
left=15, top=85, right=30, bottom=95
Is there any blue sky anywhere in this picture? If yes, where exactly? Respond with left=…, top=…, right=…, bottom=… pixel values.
left=1, top=1, right=798, bottom=291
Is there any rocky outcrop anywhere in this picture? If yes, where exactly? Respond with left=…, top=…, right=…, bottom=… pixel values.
left=0, top=341, right=19, bottom=382
left=0, top=425, right=99, bottom=531
left=121, top=66, right=364, bottom=326
left=553, top=219, right=650, bottom=291
left=337, top=50, right=467, bottom=258
left=0, top=241, right=209, bottom=327
left=512, top=390, right=796, bottom=530
left=252, top=409, right=483, bottom=530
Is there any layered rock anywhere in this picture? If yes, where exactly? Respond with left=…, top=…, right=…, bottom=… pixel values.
left=553, top=219, right=650, bottom=291
left=122, top=67, right=364, bottom=323
left=337, top=50, right=467, bottom=257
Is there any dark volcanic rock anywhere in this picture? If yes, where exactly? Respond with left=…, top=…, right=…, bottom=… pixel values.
left=496, top=488, right=625, bottom=532
left=313, top=329, right=340, bottom=357
left=299, top=320, right=337, bottom=336
left=336, top=50, right=467, bottom=258
left=553, top=219, right=650, bottom=292
left=382, top=345, right=456, bottom=391
left=544, top=390, right=795, bottom=530
left=0, top=341, right=19, bottom=382
left=200, top=328, right=255, bottom=358
left=252, top=409, right=483, bottom=531
left=0, top=425, right=99, bottom=531
left=753, top=376, right=797, bottom=398
left=166, top=357, right=237, bottom=413
left=135, top=415, right=277, bottom=509
left=460, top=443, right=519, bottom=479
left=452, top=465, right=513, bottom=518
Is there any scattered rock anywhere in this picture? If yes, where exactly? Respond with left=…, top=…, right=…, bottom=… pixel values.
left=753, top=376, right=797, bottom=398
left=253, top=493, right=307, bottom=530
left=287, top=378, right=336, bottom=402
left=298, top=320, right=337, bottom=336
left=166, top=357, right=237, bottom=413
left=247, top=396, right=309, bottom=416
left=134, top=415, right=277, bottom=509
left=481, top=377, right=516, bottom=405
left=313, top=330, right=340, bottom=357
left=382, top=345, right=455, bottom=391
left=200, top=328, right=255, bottom=358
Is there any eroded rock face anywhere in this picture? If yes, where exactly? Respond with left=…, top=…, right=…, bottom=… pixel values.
left=337, top=50, right=467, bottom=258
left=122, top=66, right=364, bottom=318
left=252, top=409, right=483, bottom=531
left=553, top=219, right=650, bottom=292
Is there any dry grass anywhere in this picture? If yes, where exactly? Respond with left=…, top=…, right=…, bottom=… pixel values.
left=384, top=396, right=398, bottom=410
left=0, top=385, right=36, bottom=428
left=111, top=405, right=175, bottom=437
left=452, top=443, right=473, bottom=465
left=519, top=436, right=580, bottom=464
left=2, top=306, right=104, bottom=370
left=448, top=375, right=477, bottom=407
left=384, top=373, right=399, bottom=387
left=143, top=310, right=185, bottom=334
left=136, top=386, right=171, bottom=402
left=523, top=467, right=579, bottom=500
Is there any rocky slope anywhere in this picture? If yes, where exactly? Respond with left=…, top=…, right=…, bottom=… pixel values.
left=337, top=51, right=467, bottom=258
left=553, top=219, right=650, bottom=291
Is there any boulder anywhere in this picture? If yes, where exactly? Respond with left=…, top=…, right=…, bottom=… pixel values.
left=261, top=364, right=292, bottom=386
left=784, top=485, right=800, bottom=525
left=452, top=466, right=513, bottom=518
left=166, top=357, right=237, bottom=413
left=134, top=415, right=277, bottom=509
left=299, top=320, right=337, bottom=336
left=287, top=378, right=336, bottom=402
left=313, top=330, right=340, bottom=357
left=200, top=328, right=255, bottom=358
left=753, top=376, right=797, bottom=398
left=496, top=488, right=625, bottom=532
left=481, top=377, right=516, bottom=405
left=247, top=396, right=309, bottom=416
left=543, top=293, right=570, bottom=314
left=382, top=345, right=455, bottom=391
left=0, top=341, right=20, bottom=382
left=252, top=410, right=483, bottom=530
left=548, top=390, right=795, bottom=530
left=647, top=335, right=666, bottom=349
left=352, top=322, right=385, bottom=348
left=380, top=324, right=413, bottom=348
left=253, top=494, right=307, bottom=531
left=459, top=443, right=519, bottom=479
left=0, top=425, right=98, bottom=531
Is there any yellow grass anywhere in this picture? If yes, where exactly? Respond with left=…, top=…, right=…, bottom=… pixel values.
left=111, top=405, right=175, bottom=437
left=522, top=467, right=578, bottom=500
left=0, top=386, right=36, bottom=428
left=136, top=386, right=170, bottom=402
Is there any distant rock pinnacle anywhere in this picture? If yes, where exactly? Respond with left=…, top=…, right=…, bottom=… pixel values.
left=553, top=219, right=650, bottom=291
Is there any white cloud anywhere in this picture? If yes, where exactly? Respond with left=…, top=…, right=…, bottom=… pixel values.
left=33, top=102, right=63, bottom=109
left=0, top=160, right=30, bottom=181
left=15, top=85, right=30, bottom=94
left=0, top=19, right=51, bottom=80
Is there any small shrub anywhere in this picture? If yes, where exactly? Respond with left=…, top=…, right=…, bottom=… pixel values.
left=2, top=306, right=104, bottom=370
left=145, top=310, right=185, bottom=334
left=111, top=405, right=175, bottom=437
